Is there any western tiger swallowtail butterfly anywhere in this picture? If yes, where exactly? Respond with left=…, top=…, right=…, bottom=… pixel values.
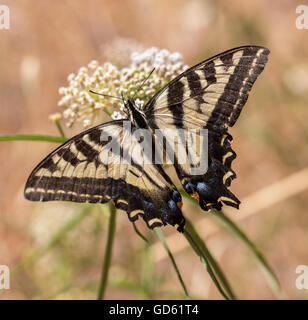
left=25, top=46, right=270, bottom=232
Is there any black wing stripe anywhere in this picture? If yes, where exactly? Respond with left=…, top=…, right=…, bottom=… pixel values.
left=57, top=147, right=81, bottom=167
left=186, top=71, right=205, bottom=112
left=205, top=47, right=269, bottom=129
left=167, top=78, right=184, bottom=128
left=219, top=51, right=233, bottom=66
left=40, top=157, right=59, bottom=172
left=202, top=60, right=217, bottom=86
left=74, top=139, right=99, bottom=163
left=26, top=176, right=121, bottom=203
left=87, top=128, right=103, bottom=144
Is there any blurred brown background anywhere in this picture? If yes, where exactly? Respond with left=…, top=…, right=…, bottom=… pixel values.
left=0, top=0, right=308, bottom=299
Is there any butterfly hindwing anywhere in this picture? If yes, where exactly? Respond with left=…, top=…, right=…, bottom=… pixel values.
left=25, top=120, right=185, bottom=231
left=144, top=46, right=270, bottom=211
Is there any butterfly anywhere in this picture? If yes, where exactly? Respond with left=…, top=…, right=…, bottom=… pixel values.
left=24, top=46, right=270, bottom=233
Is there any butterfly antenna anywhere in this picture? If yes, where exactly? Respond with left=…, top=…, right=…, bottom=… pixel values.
left=89, top=89, right=123, bottom=101
left=132, top=67, right=155, bottom=100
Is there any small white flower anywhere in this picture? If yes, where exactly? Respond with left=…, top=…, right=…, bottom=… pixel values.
left=48, top=113, right=62, bottom=123
left=83, top=119, right=91, bottom=127
left=159, top=49, right=170, bottom=57
left=67, top=73, right=75, bottom=82
left=81, top=67, right=88, bottom=72
left=111, top=111, right=125, bottom=120
left=131, top=52, right=143, bottom=65
left=169, top=52, right=182, bottom=62
left=143, top=50, right=154, bottom=62
left=63, top=109, right=72, bottom=119
left=72, top=88, right=79, bottom=96
left=154, top=56, right=165, bottom=66
left=71, top=103, right=78, bottom=111
left=94, top=102, right=103, bottom=109
left=135, top=98, right=145, bottom=109
left=58, top=87, right=66, bottom=95
left=88, top=60, right=99, bottom=69
left=147, top=47, right=159, bottom=56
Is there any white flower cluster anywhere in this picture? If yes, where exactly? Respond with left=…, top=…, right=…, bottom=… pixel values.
left=57, top=47, right=188, bottom=128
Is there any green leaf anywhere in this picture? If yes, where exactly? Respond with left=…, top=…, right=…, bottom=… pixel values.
left=0, top=134, right=68, bottom=143
left=55, top=121, right=66, bottom=138
left=132, top=222, right=149, bottom=243
left=181, top=190, right=281, bottom=297
left=210, top=209, right=282, bottom=297
left=140, top=243, right=156, bottom=299
left=155, top=228, right=191, bottom=299
left=184, top=219, right=236, bottom=300
left=97, top=202, right=117, bottom=300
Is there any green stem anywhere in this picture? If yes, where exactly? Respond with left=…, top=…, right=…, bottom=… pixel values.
left=132, top=222, right=149, bottom=243
left=155, top=228, right=190, bottom=299
left=184, top=228, right=230, bottom=300
left=97, top=203, right=117, bottom=300
left=181, top=190, right=280, bottom=298
left=184, top=219, right=236, bottom=300
left=103, top=107, right=112, bottom=117
left=0, top=134, right=68, bottom=143
left=211, top=209, right=281, bottom=297
left=55, top=120, right=65, bottom=138
left=89, top=90, right=112, bottom=117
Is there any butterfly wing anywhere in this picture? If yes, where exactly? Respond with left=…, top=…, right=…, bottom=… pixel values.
left=25, top=120, right=185, bottom=231
left=144, top=46, right=270, bottom=210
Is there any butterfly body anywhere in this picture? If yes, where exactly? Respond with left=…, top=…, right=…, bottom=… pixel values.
left=124, top=99, right=148, bottom=129
left=25, top=46, right=270, bottom=233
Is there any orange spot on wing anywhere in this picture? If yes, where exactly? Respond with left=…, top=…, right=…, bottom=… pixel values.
left=205, top=202, right=215, bottom=207
left=177, top=200, right=183, bottom=210
left=190, top=192, right=199, bottom=201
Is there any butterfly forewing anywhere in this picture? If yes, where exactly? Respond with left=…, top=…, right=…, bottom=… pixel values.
left=25, top=120, right=185, bottom=231
left=144, top=46, right=270, bottom=211
left=146, top=46, right=269, bottom=130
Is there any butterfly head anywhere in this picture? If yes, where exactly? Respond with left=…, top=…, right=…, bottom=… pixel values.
left=120, top=92, right=148, bottom=129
